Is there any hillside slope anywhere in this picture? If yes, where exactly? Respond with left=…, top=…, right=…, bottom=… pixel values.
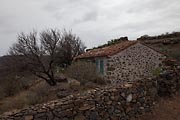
left=139, top=37, right=180, bottom=63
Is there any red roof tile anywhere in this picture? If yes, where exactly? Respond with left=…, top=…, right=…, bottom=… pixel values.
left=75, top=41, right=138, bottom=59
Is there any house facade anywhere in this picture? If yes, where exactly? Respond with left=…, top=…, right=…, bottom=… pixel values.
left=75, top=41, right=166, bottom=84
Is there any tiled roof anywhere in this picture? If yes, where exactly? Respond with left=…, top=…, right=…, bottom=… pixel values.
left=75, top=41, right=138, bottom=59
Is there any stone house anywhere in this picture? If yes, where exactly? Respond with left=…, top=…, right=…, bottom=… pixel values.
left=75, top=40, right=166, bottom=84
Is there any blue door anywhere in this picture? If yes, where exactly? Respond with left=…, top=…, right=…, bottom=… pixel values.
left=95, top=59, right=99, bottom=70
left=100, top=60, right=104, bottom=75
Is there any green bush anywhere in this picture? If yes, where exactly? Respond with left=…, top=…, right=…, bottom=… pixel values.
left=152, top=67, right=162, bottom=76
left=65, top=61, right=105, bottom=85
left=169, top=52, right=180, bottom=62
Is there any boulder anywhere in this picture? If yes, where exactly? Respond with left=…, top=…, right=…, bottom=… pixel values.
left=68, top=78, right=80, bottom=90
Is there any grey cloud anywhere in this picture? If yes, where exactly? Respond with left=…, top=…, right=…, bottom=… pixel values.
left=73, top=10, right=99, bottom=25
left=82, top=11, right=98, bottom=22
left=44, top=0, right=90, bottom=12
left=0, top=0, right=180, bottom=56
left=125, top=0, right=171, bottom=13
left=0, top=14, right=16, bottom=35
left=43, top=0, right=98, bottom=25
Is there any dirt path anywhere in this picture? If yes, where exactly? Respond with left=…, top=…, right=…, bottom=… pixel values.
left=137, top=95, right=180, bottom=120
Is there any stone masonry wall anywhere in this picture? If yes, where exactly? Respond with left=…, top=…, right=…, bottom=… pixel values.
left=105, top=43, right=165, bottom=84
left=0, top=80, right=158, bottom=120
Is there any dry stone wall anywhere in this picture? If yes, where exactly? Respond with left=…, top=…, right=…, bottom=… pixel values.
left=0, top=80, right=158, bottom=120
left=105, top=43, right=165, bottom=84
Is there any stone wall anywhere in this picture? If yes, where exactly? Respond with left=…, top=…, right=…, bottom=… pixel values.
left=105, top=43, right=165, bottom=84
left=0, top=80, right=158, bottom=120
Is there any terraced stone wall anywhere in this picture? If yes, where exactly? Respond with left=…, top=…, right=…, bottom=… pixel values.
left=0, top=80, right=158, bottom=120
left=105, top=43, right=166, bottom=84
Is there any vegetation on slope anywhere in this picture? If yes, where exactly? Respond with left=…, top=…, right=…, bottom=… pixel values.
left=138, top=33, right=180, bottom=63
left=86, top=36, right=128, bottom=51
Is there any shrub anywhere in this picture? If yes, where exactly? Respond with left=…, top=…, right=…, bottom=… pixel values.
left=93, top=75, right=106, bottom=85
left=31, top=82, right=49, bottom=97
left=2, top=78, right=22, bottom=97
left=169, top=52, right=180, bottom=62
left=0, top=74, right=34, bottom=98
left=152, top=67, right=163, bottom=76
left=65, top=61, right=105, bottom=85
left=26, top=82, right=50, bottom=105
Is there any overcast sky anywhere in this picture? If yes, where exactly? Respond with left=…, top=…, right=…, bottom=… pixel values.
left=0, top=0, right=180, bottom=56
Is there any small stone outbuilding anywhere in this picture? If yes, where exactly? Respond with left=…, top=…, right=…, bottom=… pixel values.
left=75, top=40, right=166, bottom=84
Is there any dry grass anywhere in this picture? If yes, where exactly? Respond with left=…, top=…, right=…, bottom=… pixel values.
left=137, top=95, right=180, bottom=120
left=0, top=75, right=101, bottom=114
left=0, top=80, right=62, bottom=114
left=0, top=61, right=106, bottom=114
left=0, top=92, right=28, bottom=114
left=0, top=75, right=37, bottom=100
left=65, top=61, right=106, bottom=85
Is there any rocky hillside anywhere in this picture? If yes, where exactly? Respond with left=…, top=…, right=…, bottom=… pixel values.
left=137, top=32, right=180, bottom=40
left=137, top=35, right=180, bottom=63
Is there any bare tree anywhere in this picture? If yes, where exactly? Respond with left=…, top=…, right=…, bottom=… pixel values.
left=9, top=29, right=86, bottom=86
left=9, top=29, right=61, bottom=86
left=58, top=30, right=86, bottom=65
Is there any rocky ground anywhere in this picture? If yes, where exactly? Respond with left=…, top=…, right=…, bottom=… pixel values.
left=137, top=95, right=180, bottom=120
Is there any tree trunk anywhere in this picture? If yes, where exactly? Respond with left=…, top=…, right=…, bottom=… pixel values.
left=47, top=78, right=57, bottom=86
